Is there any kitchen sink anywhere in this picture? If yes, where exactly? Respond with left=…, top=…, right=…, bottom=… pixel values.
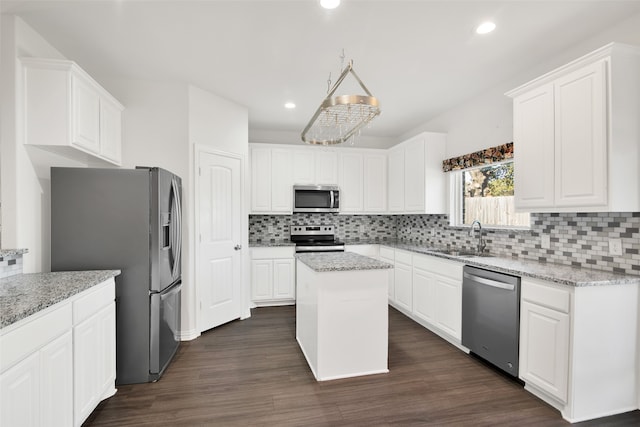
left=434, top=249, right=492, bottom=258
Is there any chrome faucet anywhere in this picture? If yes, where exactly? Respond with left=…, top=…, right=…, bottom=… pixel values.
left=469, top=220, right=486, bottom=254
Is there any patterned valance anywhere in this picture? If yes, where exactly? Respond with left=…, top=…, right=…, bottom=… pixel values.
left=442, top=142, right=513, bottom=172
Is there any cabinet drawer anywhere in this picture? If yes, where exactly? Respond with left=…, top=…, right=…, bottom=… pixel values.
left=73, top=279, right=115, bottom=325
left=379, top=246, right=394, bottom=260
left=0, top=303, right=72, bottom=373
left=521, top=278, right=571, bottom=313
left=250, top=247, right=295, bottom=260
left=395, top=249, right=412, bottom=265
left=412, top=254, right=463, bottom=279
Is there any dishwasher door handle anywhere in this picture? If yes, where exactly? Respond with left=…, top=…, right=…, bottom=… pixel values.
left=463, top=272, right=515, bottom=291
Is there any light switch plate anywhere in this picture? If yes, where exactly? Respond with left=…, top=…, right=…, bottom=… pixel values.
left=359, top=224, right=366, bottom=233
left=541, top=234, right=551, bottom=249
left=609, top=238, right=623, bottom=256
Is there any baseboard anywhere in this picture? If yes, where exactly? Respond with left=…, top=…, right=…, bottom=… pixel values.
left=179, top=328, right=199, bottom=341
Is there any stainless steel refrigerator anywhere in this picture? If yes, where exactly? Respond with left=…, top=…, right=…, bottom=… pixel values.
left=51, top=166, right=182, bottom=385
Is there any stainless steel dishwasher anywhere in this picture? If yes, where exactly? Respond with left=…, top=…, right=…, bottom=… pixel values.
left=461, top=265, right=521, bottom=377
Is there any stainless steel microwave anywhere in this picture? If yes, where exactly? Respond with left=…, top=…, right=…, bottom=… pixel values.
left=293, top=185, right=340, bottom=213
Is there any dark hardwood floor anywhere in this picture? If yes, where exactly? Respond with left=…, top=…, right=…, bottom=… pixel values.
left=85, top=306, right=640, bottom=426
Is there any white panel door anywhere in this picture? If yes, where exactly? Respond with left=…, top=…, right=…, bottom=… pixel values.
left=363, top=154, right=387, bottom=212
left=40, top=331, right=73, bottom=427
left=554, top=60, right=607, bottom=207
left=250, top=147, right=272, bottom=212
left=273, top=259, right=295, bottom=299
left=339, top=152, right=364, bottom=213
left=71, top=74, right=100, bottom=153
left=315, top=150, right=338, bottom=184
left=251, top=259, right=273, bottom=301
left=520, top=301, right=570, bottom=403
left=292, top=150, right=315, bottom=184
left=404, top=138, right=426, bottom=212
left=387, top=147, right=405, bottom=212
left=412, top=267, right=436, bottom=324
left=513, top=83, right=555, bottom=209
left=0, top=353, right=40, bottom=427
left=434, top=275, right=462, bottom=340
left=271, top=149, right=292, bottom=212
left=199, top=151, right=243, bottom=332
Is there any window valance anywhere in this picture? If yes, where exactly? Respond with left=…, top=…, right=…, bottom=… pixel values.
left=442, top=142, right=513, bottom=172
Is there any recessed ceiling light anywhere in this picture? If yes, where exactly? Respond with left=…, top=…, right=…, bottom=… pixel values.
left=476, top=21, right=496, bottom=35
left=320, top=0, right=340, bottom=10
left=284, top=102, right=296, bottom=109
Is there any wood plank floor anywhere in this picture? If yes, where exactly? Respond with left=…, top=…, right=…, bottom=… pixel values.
left=85, top=306, right=640, bottom=426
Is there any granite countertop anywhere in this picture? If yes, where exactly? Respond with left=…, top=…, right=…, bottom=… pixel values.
left=0, top=270, right=121, bottom=329
left=296, top=252, right=393, bottom=273
left=0, top=248, right=29, bottom=257
left=379, top=242, right=640, bottom=287
left=249, top=240, right=296, bottom=247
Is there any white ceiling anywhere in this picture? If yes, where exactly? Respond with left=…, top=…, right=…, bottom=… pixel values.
left=3, top=0, right=640, bottom=147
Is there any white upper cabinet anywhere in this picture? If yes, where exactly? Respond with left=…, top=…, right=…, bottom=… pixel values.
left=387, top=132, right=447, bottom=214
left=292, top=148, right=338, bottom=185
left=363, top=153, right=387, bottom=212
left=314, top=150, right=339, bottom=185
left=338, top=149, right=387, bottom=214
left=507, top=43, right=640, bottom=212
left=250, top=146, right=292, bottom=214
left=22, top=57, right=124, bottom=166
left=338, top=152, right=364, bottom=213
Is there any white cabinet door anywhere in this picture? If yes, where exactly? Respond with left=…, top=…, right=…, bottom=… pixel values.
left=73, top=304, right=115, bottom=426
left=513, top=83, right=555, bottom=209
left=71, top=74, right=101, bottom=154
left=412, top=267, right=436, bottom=324
left=363, top=153, right=387, bottom=212
left=250, top=147, right=272, bottom=212
left=251, top=259, right=273, bottom=301
left=379, top=246, right=395, bottom=301
left=554, top=60, right=607, bottom=208
left=40, top=331, right=73, bottom=427
left=271, top=149, right=293, bottom=212
left=315, top=150, right=338, bottom=184
left=520, top=300, right=570, bottom=403
left=273, top=259, right=295, bottom=300
left=339, top=152, right=364, bottom=213
left=434, top=275, right=462, bottom=340
left=293, top=150, right=316, bottom=185
left=99, top=98, right=122, bottom=164
left=387, top=147, right=404, bottom=212
left=394, top=261, right=413, bottom=313
left=0, top=353, right=40, bottom=427
left=404, top=138, right=426, bottom=212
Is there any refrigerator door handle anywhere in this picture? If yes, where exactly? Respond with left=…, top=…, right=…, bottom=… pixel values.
left=169, top=177, right=182, bottom=281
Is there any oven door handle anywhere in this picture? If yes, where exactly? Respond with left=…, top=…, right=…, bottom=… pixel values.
left=463, top=272, right=515, bottom=290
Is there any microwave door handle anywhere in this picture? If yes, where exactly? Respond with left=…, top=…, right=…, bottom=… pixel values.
left=330, top=190, right=335, bottom=208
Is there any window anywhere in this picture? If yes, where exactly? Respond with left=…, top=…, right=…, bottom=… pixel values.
left=451, top=161, right=530, bottom=228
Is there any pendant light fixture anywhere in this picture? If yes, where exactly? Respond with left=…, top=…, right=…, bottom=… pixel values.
left=301, top=57, right=381, bottom=146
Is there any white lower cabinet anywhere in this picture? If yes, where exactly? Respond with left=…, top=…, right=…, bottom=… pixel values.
left=379, top=246, right=395, bottom=300
left=392, top=250, right=413, bottom=313
left=0, top=278, right=116, bottom=427
left=519, top=277, right=639, bottom=423
left=250, top=247, right=295, bottom=306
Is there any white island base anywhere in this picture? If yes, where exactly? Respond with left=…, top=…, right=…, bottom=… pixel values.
left=296, top=258, right=390, bottom=381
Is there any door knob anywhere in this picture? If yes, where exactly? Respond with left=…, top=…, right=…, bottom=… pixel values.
left=234, top=244, right=242, bottom=251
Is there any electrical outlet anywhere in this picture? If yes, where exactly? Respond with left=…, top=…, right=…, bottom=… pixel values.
left=359, top=224, right=366, bottom=233
left=541, top=234, right=551, bottom=249
left=267, top=226, right=274, bottom=233
left=609, top=238, right=623, bottom=256
left=430, top=228, right=436, bottom=237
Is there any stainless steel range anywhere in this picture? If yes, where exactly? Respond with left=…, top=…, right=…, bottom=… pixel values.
left=291, top=225, right=345, bottom=253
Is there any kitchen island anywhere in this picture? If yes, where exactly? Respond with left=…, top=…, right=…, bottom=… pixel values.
left=295, top=252, right=393, bottom=381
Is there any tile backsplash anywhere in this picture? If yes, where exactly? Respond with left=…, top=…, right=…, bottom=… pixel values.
left=250, top=212, right=640, bottom=276
left=0, top=254, right=24, bottom=278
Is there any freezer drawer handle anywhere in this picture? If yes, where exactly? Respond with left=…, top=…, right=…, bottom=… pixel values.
left=463, top=272, right=515, bottom=291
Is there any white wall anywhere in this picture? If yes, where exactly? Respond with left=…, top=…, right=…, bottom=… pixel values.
left=403, top=11, right=640, bottom=158
left=188, top=85, right=250, bottom=334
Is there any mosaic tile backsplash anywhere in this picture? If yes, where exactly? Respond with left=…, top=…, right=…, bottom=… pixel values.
left=0, top=254, right=24, bottom=278
left=251, top=212, right=640, bottom=276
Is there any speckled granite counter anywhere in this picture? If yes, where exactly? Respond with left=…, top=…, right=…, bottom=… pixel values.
left=0, top=270, right=121, bottom=328
left=0, top=249, right=28, bottom=257
left=296, top=252, right=393, bottom=273
left=249, top=240, right=296, bottom=247
left=379, top=242, right=640, bottom=287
